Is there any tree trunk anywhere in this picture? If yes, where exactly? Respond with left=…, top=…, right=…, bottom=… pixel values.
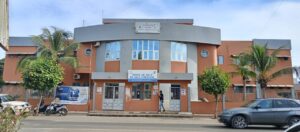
left=243, top=79, right=247, bottom=101
left=260, top=82, right=267, bottom=98
left=37, top=95, right=43, bottom=114
left=214, top=94, right=219, bottom=118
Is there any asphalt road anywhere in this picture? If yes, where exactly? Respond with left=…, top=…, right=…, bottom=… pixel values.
left=19, top=115, right=284, bottom=132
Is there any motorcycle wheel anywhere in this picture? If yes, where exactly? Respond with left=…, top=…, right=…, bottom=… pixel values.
left=45, top=109, right=51, bottom=116
left=60, top=108, right=68, bottom=116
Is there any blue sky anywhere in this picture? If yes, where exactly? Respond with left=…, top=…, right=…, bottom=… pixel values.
left=1, top=0, right=300, bottom=66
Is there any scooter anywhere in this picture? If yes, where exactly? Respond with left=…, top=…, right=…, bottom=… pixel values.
left=44, top=103, right=68, bottom=116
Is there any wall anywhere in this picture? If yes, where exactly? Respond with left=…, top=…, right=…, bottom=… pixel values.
left=191, top=101, right=244, bottom=114
left=76, top=42, right=96, bottom=73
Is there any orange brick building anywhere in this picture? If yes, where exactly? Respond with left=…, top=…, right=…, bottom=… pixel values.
left=1, top=19, right=294, bottom=114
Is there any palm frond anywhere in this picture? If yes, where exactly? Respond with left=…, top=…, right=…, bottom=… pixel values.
left=58, top=57, right=78, bottom=68
left=17, top=56, right=37, bottom=72
left=63, top=42, right=79, bottom=56
left=268, top=67, right=293, bottom=81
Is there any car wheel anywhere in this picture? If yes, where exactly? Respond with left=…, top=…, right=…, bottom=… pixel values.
left=231, top=115, right=248, bottom=129
left=288, top=116, right=300, bottom=127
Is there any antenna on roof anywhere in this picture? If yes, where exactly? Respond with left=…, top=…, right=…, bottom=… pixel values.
left=101, top=9, right=104, bottom=24
left=82, top=19, right=85, bottom=27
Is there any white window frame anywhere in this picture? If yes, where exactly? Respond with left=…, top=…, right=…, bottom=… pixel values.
left=132, top=40, right=159, bottom=60
left=218, top=55, right=224, bottom=65
left=171, top=42, right=187, bottom=62
left=105, top=41, right=120, bottom=61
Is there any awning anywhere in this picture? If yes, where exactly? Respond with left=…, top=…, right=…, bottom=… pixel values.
left=233, top=84, right=293, bottom=88
left=92, top=72, right=193, bottom=81
left=6, top=51, right=36, bottom=55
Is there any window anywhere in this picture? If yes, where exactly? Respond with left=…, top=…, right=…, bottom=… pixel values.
left=132, top=40, right=159, bottom=60
left=171, top=84, right=180, bottom=100
left=257, top=100, right=272, bottom=109
left=218, top=55, right=224, bottom=64
left=201, top=49, right=208, bottom=58
left=171, top=42, right=187, bottom=62
left=132, top=83, right=152, bottom=100
left=233, top=86, right=254, bottom=93
left=105, top=41, right=120, bottom=61
left=85, top=48, right=92, bottom=56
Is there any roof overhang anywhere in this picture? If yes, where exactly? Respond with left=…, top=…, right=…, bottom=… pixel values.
left=92, top=72, right=193, bottom=81
left=233, top=84, right=293, bottom=88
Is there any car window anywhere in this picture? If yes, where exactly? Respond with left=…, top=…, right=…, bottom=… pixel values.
left=273, top=100, right=289, bottom=108
left=257, top=100, right=272, bottom=109
left=286, top=100, right=300, bottom=108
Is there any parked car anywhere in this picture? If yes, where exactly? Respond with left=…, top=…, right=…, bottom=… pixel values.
left=285, top=122, right=300, bottom=132
left=218, top=98, right=300, bottom=129
left=0, top=94, right=31, bottom=113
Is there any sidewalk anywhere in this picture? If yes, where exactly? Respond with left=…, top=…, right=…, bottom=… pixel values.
left=73, top=111, right=215, bottom=118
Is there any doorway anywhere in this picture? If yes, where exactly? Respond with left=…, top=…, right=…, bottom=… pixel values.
left=103, top=83, right=124, bottom=110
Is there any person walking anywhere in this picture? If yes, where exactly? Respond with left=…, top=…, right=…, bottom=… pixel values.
left=159, top=90, right=165, bottom=112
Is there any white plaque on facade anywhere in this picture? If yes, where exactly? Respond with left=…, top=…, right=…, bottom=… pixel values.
left=128, top=70, right=158, bottom=82
left=135, top=22, right=160, bottom=34
left=181, top=88, right=186, bottom=96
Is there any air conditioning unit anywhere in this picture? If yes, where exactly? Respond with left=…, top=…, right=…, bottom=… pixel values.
left=73, top=74, right=80, bottom=80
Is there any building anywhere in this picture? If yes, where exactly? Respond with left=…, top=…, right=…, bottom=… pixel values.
left=1, top=19, right=294, bottom=113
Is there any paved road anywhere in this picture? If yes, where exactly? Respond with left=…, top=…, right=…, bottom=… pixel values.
left=20, top=115, right=284, bottom=132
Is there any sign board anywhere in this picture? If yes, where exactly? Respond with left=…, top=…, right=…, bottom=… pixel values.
left=55, top=86, right=89, bottom=105
left=96, top=87, right=102, bottom=93
left=128, top=70, right=158, bottom=82
left=0, top=0, right=9, bottom=51
left=181, top=88, right=186, bottom=96
left=135, top=22, right=160, bottom=34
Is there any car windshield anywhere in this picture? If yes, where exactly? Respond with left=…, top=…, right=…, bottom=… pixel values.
left=1, top=95, right=14, bottom=102
left=242, top=100, right=259, bottom=108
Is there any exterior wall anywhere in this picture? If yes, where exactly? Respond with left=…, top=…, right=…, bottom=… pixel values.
left=197, top=44, right=218, bottom=101
left=0, top=85, right=26, bottom=98
left=76, top=42, right=97, bottom=73
left=3, top=55, right=23, bottom=82
left=105, top=61, right=120, bottom=72
left=132, top=60, right=159, bottom=70
left=171, top=62, right=186, bottom=73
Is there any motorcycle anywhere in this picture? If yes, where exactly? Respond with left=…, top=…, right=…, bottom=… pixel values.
left=44, top=103, right=68, bottom=116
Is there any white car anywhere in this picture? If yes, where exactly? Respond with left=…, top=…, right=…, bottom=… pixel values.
left=0, top=94, right=31, bottom=113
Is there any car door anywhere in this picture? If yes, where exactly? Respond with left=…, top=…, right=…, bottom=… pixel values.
left=250, top=99, right=274, bottom=124
left=272, top=99, right=293, bottom=124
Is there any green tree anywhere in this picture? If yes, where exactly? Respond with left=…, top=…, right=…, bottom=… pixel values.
left=199, top=66, right=230, bottom=118
left=231, top=54, right=256, bottom=101
left=21, top=58, right=63, bottom=112
left=248, top=45, right=292, bottom=98
left=17, top=27, right=79, bottom=71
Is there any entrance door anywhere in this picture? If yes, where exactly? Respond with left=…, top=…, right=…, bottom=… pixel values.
left=169, top=84, right=181, bottom=112
left=103, top=83, right=124, bottom=110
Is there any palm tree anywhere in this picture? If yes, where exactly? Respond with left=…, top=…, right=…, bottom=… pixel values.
left=248, top=45, right=292, bottom=98
left=231, top=54, right=256, bottom=101
left=17, top=27, right=79, bottom=71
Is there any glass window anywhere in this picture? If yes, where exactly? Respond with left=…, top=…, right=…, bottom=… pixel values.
left=105, top=41, right=120, bottom=61
left=132, top=83, right=152, bottom=100
left=201, top=49, right=208, bottom=58
left=233, top=86, right=254, bottom=93
left=171, top=42, right=187, bottom=62
left=257, top=100, right=272, bottom=109
left=218, top=55, right=224, bottom=65
left=85, top=48, right=92, bottom=56
left=171, top=84, right=180, bottom=100
left=132, top=40, right=159, bottom=60
left=273, top=100, right=289, bottom=108
left=286, top=100, right=300, bottom=108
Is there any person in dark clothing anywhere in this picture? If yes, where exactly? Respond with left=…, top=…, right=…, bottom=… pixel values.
left=159, top=90, right=165, bottom=112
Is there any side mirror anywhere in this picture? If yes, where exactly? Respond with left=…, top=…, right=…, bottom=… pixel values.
left=253, top=105, right=261, bottom=109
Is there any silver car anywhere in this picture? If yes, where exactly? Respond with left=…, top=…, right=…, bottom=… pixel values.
left=218, top=98, right=300, bottom=129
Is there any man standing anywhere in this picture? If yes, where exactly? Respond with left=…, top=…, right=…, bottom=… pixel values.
left=159, top=90, right=165, bottom=112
